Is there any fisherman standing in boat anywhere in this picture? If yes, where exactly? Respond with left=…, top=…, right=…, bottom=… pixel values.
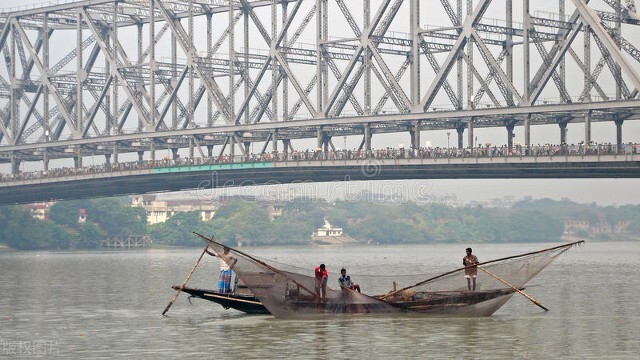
left=206, top=246, right=238, bottom=293
left=315, top=264, right=328, bottom=300
left=463, top=247, right=479, bottom=291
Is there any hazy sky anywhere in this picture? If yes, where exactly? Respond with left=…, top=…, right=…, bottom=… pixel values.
left=2, top=0, right=639, bottom=206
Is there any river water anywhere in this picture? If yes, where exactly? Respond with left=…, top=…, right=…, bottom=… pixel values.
left=0, top=241, right=638, bottom=359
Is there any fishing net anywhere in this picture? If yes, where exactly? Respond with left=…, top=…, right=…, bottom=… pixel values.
left=196, top=233, right=582, bottom=319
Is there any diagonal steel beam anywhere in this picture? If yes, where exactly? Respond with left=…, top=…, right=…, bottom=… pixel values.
left=16, top=86, right=43, bottom=143
left=568, top=49, right=608, bottom=101
left=154, top=0, right=231, bottom=123
left=239, top=0, right=272, bottom=44
left=289, top=74, right=317, bottom=119
left=321, top=0, right=400, bottom=117
left=421, top=0, right=492, bottom=111
left=324, top=0, right=393, bottom=116
left=526, top=6, right=587, bottom=105
left=80, top=9, right=154, bottom=131
left=11, top=19, right=77, bottom=136
left=421, top=42, right=461, bottom=109
left=370, top=61, right=407, bottom=112
left=335, top=0, right=362, bottom=37
left=591, top=32, right=631, bottom=98
left=82, top=76, right=113, bottom=138
left=439, top=0, right=461, bottom=26
left=235, top=57, right=272, bottom=124
left=332, top=59, right=365, bottom=117
left=374, top=57, right=411, bottom=114
left=528, top=27, right=572, bottom=103
left=157, top=66, right=188, bottom=131
left=466, top=52, right=502, bottom=108
left=367, top=42, right=411, bottom=111
left=274, top=51, right=316, bottom=116
left=0, top=20, right=10, bottom=54
left=471, top=31, right=522, bottom=106
left=571, top=0, right=640, bottom=92
left=235, top=0, right=305, bottom=124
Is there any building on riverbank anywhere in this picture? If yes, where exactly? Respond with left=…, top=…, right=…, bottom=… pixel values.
left=131, top=195, right=218, bottom=225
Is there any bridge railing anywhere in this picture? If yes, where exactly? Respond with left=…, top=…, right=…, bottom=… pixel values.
left=1, top=143, right=638, bottom=183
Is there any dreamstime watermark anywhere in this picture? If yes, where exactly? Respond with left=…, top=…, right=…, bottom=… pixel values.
left=191, top=170, right=434, bottom=204
left=360, top=159, right=383, bottom=178
left=1, top=338, right=59, bottom=357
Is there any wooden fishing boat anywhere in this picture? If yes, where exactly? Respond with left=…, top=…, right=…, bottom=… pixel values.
left=172, top=285, right=269, bottom=314
left=192, top=232, right=583, bottom=320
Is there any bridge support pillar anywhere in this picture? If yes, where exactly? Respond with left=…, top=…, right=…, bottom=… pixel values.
left=316, top=127, right=323, bottom=151
left=283, top=139, right=290, bottom=160
left=410, top=122, right=421, bottom=154
left=229, top=136, right=235, bottom=162
left=457, top=125, right=465, bottom=149
left=43, top=151, right=49, bottom=172
left=559, top=121, right=568, bottom=145
left=137, top=151, right=144, bottom=162
left=112, top=145, right=118, bottom=164
left=149, top=142, right=155, bottom=162
left=524, top=114, right=531, bottom=154
left=104, top=153, right=111, bottom=170
left=74, top=149, right=82, bottom=168
left=171, top=148, right=179, bottom=161
left=272, top=131, right=278, bottom=157
left=207, top=145, right=213, bottom=157
left=506, top=123, right=515, bottom=150
left=615, top=117, right=624, bottom=148
left=11, top=155, right=20, bottom=175
left=584, top=111, right=591, bottom=144
left=364, top=123, right=372, bottom=156
left=189, top=139, right=194, bottom=159
left=322, top=136, right=330, bottom=158
left=244, top=142, right=250, bottom=161
left=467, top=118, right=474, bottom=148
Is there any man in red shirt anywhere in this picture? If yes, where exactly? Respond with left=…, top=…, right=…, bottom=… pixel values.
left=314, top=264, right=328, bottom=300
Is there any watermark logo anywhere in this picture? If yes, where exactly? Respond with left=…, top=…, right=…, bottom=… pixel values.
left=191, top=170, right=435, bottom=205
left=1, top=339, right=59, bottom=357
left=360, top=159, right=382, bottom=178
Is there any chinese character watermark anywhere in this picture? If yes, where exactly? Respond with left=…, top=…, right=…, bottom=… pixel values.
left=1, top=338, right=59, bottom=357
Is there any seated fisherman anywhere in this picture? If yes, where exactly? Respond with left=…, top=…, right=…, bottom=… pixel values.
left=338, top=268, right=361, bottom=293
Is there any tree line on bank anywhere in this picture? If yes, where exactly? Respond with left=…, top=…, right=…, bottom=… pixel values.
left=1, top=197, right=639, bottom=250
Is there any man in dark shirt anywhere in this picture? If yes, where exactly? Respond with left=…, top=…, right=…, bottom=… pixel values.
left=463, top=247, right=479, bottom=291
left=338, top=268, right=361, bottom=293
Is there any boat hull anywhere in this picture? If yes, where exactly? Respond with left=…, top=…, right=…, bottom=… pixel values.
left=173, top=285, right=269, bottom=314
left=272, top=288, right=518, bottom=319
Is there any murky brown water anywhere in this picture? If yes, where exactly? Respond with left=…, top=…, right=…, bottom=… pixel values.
left=1, top=242, right=638, bottom=359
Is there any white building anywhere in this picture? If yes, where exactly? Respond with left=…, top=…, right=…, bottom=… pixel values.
left=312, top=219, right=344, bottom=237
left=131, top=195, right=218, bottom=225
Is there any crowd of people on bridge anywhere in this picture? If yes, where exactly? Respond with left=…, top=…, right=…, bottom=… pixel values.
left=1, top=142, right=637, bottom=183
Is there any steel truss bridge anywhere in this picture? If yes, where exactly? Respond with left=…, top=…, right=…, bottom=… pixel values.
left=1, top=0, right=640, bottom=177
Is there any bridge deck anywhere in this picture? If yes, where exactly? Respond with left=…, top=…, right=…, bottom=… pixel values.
left=1, top=154, right=638, bottom=205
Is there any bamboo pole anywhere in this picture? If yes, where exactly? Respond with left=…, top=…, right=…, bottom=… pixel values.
left=478, top=266, right=549, bottom=312
left=162, top=244, right=210, bottom=316
left=205, top=293, right=263, bottom=305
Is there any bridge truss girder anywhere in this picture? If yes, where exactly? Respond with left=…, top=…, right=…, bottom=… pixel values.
left=0, top=0, right=639, bottom=170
